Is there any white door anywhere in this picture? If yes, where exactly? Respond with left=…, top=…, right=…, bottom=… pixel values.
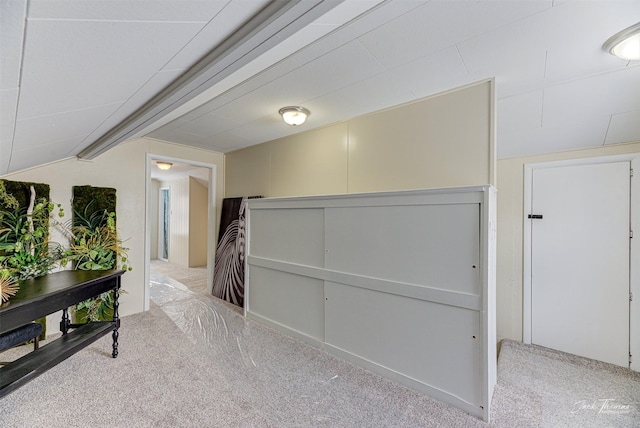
left=530, top=162, right=630, bottom=367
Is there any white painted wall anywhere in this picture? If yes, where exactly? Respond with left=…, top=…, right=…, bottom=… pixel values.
left=159, top=176, right=190, bottom=267
left=189, top=176, right=208, bottom=267
left=156, top=175, right=208, bottom=267
left=226, top=80, right=495, bottom=198
left=2, top=138, right=224, bottom=331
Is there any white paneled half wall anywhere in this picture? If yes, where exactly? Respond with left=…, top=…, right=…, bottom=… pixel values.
left=244, top=186, right=497, bottom=421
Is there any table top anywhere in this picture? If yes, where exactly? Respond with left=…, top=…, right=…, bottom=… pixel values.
left=1, top=270, right=124, bottom=309
left=0, top=269, right=124, bottom=333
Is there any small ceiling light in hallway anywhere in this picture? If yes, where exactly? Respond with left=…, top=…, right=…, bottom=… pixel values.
left=279, top=106, right=310, bottom=126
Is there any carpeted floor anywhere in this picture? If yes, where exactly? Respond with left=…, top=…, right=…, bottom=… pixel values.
left=491, top=340, right=639, bottom=427
left=1, top=262, right=638, bottom=427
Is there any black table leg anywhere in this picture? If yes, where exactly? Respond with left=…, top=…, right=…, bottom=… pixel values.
left=111, top=280, right=120, bottom=358
left=60, top=308, right=70, bottom=335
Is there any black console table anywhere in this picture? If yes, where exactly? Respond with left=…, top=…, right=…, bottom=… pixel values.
left=0, top=269, right=124, bottom=398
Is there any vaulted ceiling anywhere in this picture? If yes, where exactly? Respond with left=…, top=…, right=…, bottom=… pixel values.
left=2, top=0, right=639, bottom=176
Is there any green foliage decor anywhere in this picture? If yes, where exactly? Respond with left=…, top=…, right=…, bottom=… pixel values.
left=0, top=181, right=130, bottom=324
left=0, top=179, right=63, bottom=336
left=0, top=199, right=64, bottom=280
left=2, top=180, right=50, bottom=211
left=66, top=209, right=123, bottom=271
left=66, top=186, right=131, bottom=322
left=64, top=211, right=131, bottom=322
left=73, top=185, right=116, bottom=223
left=0, top=179, right=64, bottom=280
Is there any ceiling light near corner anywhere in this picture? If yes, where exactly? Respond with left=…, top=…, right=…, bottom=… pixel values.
left=279, top=106, right=310, bottom=126
left=157, top=161, right=173, bottom=171
left=604, top=22, right=640, bottom=60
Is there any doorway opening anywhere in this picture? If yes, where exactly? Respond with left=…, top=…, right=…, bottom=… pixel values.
left=145, top=154, right=217, bottom=310
left=159, top=187, right=170, bottom=261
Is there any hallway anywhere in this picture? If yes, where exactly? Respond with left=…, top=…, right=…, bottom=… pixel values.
left=150, top=260, right=208, bottom=295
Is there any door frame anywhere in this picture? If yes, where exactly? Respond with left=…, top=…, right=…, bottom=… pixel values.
left=144, top=153, right=218, bottom=311
left=523, top=154, right=640, bottom=370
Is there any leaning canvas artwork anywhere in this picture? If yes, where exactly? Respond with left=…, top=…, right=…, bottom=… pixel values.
left=212, top=196, right=261, bottom=307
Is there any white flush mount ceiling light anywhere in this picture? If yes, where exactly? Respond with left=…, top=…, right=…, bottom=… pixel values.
left=279, top=106, right=310, bottom=126
left=604, top=22, right=640, bottom=60
left=156, top=161, right=173, bottom=171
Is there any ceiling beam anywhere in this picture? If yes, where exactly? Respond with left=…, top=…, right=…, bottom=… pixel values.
left=78, top=0, right=344, bottom=160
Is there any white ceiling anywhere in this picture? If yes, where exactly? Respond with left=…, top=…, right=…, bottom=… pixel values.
left=2, top=0, right=640, bottom=177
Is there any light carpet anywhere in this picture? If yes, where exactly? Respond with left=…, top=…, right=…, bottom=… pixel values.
left=1, top=269, right=639, bottom=427
left=492, top=339, right=640, bottom=427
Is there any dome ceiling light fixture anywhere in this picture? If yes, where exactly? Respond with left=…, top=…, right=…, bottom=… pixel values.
left=279, top=106, right=310, bottom=126
left=156, top=161, right=173, bottom=171
left=603, top=21, right=640, bottom=60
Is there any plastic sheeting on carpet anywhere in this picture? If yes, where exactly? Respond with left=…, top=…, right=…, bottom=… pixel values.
left=150, top=270, right=263, bottom=369
left=147, top=270, right=487, bottom=427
